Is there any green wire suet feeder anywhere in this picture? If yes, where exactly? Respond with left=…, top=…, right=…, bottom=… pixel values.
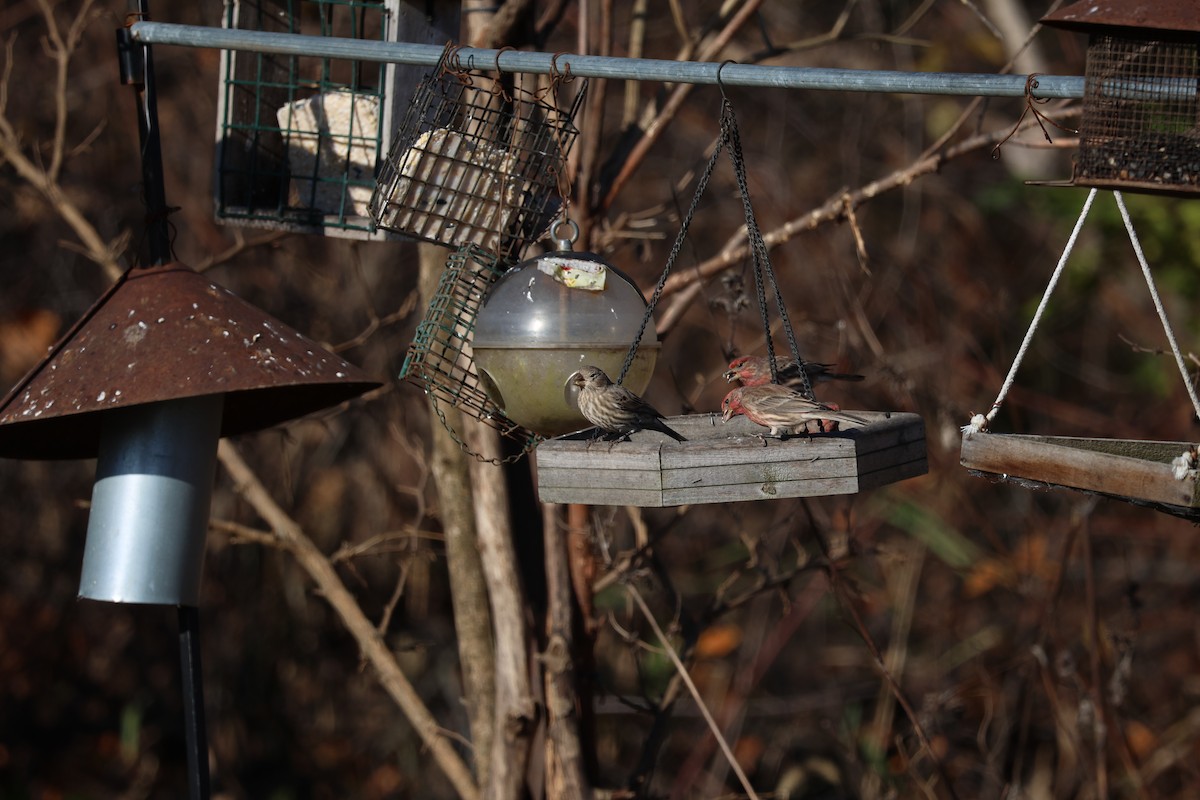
left=214, top=0, right=458, bottom=237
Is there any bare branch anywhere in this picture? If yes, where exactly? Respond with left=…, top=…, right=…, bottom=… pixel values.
left=0, top=5, right=124, bottom=281
left=217, top=440, right=481, bottom=800
left=35, top=0, right=99, bottom=183
left=599, top=0, right=765, bottom=215
left=624, top=582, right=759, bottom=800
left=193, top=229, right=290, bottom=273
left=653, top=107, right=1082, bottom=334
left=0, top=33, right=14, bottom=120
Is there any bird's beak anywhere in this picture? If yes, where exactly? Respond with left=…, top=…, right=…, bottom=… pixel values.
left=568, top=371, right=584, bottom=387
left=721, top=406, right=733, bottom=423
left=722, top=369, right=737, bottom=383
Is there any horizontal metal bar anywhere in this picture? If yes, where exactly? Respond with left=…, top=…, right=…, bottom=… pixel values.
left=130, top=21, right=1085, bottom=99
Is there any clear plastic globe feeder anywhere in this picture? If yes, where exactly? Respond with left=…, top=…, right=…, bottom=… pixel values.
left=472, top=226, right=660, bottom=437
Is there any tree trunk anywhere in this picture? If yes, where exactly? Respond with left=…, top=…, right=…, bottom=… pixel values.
left=419, top=243, right=496, bottom=784
left=464, top=419, right=537, bottom=800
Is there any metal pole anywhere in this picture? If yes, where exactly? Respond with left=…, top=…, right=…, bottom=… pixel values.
left=179, top=605, right=212, bottom=800
left=120, top=5, right=212, bottom=798
left=129, top=20, right=1086, bottom=99
left=118, top=19, right=171, bottom=265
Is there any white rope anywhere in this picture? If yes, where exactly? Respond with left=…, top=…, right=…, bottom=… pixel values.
left=1113, top=191, right=1200, bottom=424
left=962, top=187, right=1098, bottom=435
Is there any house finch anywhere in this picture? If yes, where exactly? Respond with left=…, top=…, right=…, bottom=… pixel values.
left=571, top=366, right=687, bottom=442
left=723, top=355, right=864, bottom=394
left=721, top=384, right=868, bottom=437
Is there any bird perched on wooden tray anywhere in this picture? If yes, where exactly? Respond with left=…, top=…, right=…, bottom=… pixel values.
left=571, top=365, right=687, bottom=442
left=724, top=355, right=864, bottom=395
left=721, top=384, right=868, bottom=438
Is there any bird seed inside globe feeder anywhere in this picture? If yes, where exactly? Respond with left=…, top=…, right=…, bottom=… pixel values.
left=472, top=224, right=660, bottom=436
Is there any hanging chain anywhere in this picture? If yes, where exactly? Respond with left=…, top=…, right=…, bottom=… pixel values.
left=428, top=393, right=540, bottom=464
left=616, top=101, right=731, bottom=385
left=722, top=102, right=811, bottom=398
left=616, top=91, right=808, bottom=396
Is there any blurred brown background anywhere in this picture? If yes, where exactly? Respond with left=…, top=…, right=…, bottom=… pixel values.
left=3, top=1, right=1200, bottom=798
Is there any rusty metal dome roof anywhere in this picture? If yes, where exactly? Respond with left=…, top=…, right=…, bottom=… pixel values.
left=1042, top=1, right=1200, bottom=34
left=0, top=263, right=381, bottom=459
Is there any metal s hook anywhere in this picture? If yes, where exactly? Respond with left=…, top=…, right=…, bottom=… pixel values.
left=716, top=59, right=737, bottom=102
left=490, top=45, right=516, bottom=100
left=493, top=45, right=515, bottom=76
left=549, top=52, right=573, bottom=85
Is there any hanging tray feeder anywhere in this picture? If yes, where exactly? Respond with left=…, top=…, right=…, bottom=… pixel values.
left=960, top=188, right=1200, bottom=520
left=538, top=412, right=925, bottom=507
left=536, top=88, right=927, bottom=505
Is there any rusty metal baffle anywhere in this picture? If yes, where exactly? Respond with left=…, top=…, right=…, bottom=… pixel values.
left=0, top=262, right=380, bottom=605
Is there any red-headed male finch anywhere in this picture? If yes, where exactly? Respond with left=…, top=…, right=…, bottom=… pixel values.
left=723, top=355, right=864, bottom=394
left=571, top=365, right=687, bottom=442
left=721, top=384, right=868, bottom=438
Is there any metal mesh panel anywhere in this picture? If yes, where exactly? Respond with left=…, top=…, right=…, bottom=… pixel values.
left=399, top=244, right=538, bottom=448
left=215, top=0, right=389, bottom=234
left=1076, top=33, right=1200, bottom=194
left=370, top=62, right=585, bottom=262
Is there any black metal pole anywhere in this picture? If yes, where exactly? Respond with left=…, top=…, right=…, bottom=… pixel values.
left=178, top=605, right=212, bottom=800
left=117, top=3, right=171, bottom=266
left=119, top=4, right=211, bottom=797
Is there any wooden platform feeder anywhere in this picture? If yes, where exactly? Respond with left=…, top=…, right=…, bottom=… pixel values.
left=961, top=430, right=1200, bottom=520
left=537, top=411, right=927, bottom=507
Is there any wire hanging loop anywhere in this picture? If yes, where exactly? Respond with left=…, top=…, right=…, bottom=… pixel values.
left=437, top=41, right=472, bottom=85
left=489, top=46, right=517, bottom=102
left=992, top=73, right=1078, bottom=161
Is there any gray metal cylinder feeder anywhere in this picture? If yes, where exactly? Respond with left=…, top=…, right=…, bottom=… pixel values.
left=82, top=395, right=223, bottom=604
left=0, top=261, right=381, bottom=604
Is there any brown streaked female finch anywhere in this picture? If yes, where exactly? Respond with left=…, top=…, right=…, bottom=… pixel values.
left=571, top=365, right=687, bottom=442
left=721, top=384, right=869, bottom=438
left=723, top=355, right=864, bottom=396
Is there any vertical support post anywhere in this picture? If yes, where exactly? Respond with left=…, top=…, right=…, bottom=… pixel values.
left=117, top=0, right=171, bottom=265
left=178, top=605, right=212, bottom=800
left=116, top=4, right=211, bottom=797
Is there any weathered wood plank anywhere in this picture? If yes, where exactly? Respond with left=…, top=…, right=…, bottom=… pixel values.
left=537, top=467, right=665, bottom=491
left=536, top=445, right=663, bottom=471
left=662, top=474, right=865, bottom=505
left=536, top=411, right=927, bottom=506
left=660, top=453, right=859, bottom=490
left=859, top=454, right=929, bottom=491
left=960, top=431, right=1200, bottom=508
left=858, top=439, right=928, bottom=475
left=537, top=485, right=672, bottom=506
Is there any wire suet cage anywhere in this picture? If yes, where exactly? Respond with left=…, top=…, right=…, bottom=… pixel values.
left=369, top=50, right=586, bottom=261
left=399, top=243, right=538, bottom=450
left=1043, top=0, right=1200, bottom=196
left=214, top=0, right=456, bottom=237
